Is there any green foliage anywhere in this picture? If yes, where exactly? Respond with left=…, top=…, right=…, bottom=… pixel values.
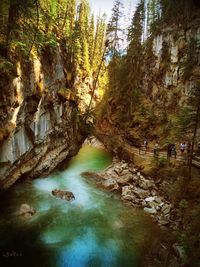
left=97, top=0, right=145, bottom=132
left=159, top=0, right=200, bottom=26
left=158, top=157, right=168, bottom=167
left=10, top=40, right=28, bottom=56
left=126, top=0, right=144, bottom=90
left=92, top=14, right=106, bottom=75
left=44, top=37, right=57, bottom=49
left=176, top=85, right=200, bottom=138
left=0, top=0, right=107, bottom=94
left=0, top=55, right=15, bottom=79
left=146, top=0, right=161, bottom=34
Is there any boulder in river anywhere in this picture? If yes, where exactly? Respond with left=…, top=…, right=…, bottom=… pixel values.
left=17, top=203, right=36, bottom=218
left=52, top=189, right=75, bottom=201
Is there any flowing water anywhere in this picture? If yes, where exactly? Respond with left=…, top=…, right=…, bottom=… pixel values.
left=0, top=145, right=159, bottom=267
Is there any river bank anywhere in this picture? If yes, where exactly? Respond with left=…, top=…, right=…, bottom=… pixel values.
left=82, top=157, right=176, bottom=229
left=83, top=137, right=200, bottom=266
left=83, top=137, right=181, bottom=229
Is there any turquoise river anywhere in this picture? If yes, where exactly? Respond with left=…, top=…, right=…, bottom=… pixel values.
left=0, top=145, right=159, bottom=267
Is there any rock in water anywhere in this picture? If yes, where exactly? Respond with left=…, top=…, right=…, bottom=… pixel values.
left=52, top=189, right=75, bottom=201
left=18, top=203, right=36, bottom=218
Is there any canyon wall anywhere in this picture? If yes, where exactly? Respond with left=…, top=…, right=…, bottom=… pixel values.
left=96, top=19, right=200, bottom=152
left=0, top=45, right=91, bottom=189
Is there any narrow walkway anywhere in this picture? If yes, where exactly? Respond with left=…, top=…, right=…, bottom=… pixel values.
left=135, top=146, right=184, bottom=161
left=96, top=132, right=200, bottom=168
left=135, top=146, right=200, bottom=168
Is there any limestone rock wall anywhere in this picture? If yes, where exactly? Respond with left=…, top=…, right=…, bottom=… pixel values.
left=144, top=23, right=200, bottom=105
left=0, top=45, right=88, bottom=189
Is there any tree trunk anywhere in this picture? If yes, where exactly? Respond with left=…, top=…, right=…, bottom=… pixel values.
left=85, top=42, right=108, bottom=120
left=28, top=0, right=39, bottom=58
left=6, top=1, right=20, bottom=57
left=188, top=94, right=200, bottom=180
left=61, top=5, right=70, bottom=33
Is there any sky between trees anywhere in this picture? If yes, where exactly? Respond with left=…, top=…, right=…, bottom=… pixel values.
left=89, top=0, right=139, bottom=20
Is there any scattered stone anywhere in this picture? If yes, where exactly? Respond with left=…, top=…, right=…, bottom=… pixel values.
left=52, top=189, right=75, bottom=201
left=122, top=185, right=132, bottom=197
left=159, top=202, right=165, bottom=207
left=139, top=178, right=154, bottom=190
left=82, top=156, right=176, bottom=230
left=154, top=196, right=163, bottom=204
left=148, top=201, right=160, bottom=210
left=145, top=196, right=155, bottom=202
left=116, top=175, right=132, bottom=185
left=155, top=205, right=161, bottom=211
left=140, top=200, right=147, bottom=207
left=121, top=163, right=128, bottom=169
left=151, top=190, right=156, bottom=196
left=144, top=207, right=157, bottom=214
left=130, top=167, right=137, bottom=174
left=162, top=204, right=171, bottom=215
left=17, top=203, right=36, bottom=218
left=120, top=169, right=131, bottom=176
left=158, top=218, right=170, bottom=226
left=101, top=179, right=119, bottom=191
left=132, top=174, right=139, bottom=182
left=112, top=157, right=119, bottom=164
left=122, top=194, right=135, bottom=201
left=132, top=187, right=149, bottom=198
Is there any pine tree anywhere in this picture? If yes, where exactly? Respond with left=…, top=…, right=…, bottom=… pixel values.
left=92, top=14, right=106, bottom=74
left=146, top=0, right=161, bottom=34
left=87, top=14, right=95, bottom=67
left=127, top=0, right=145, bottom=89
left=72, top=0, right=90, bottom=74
left=106, top=0, right=124, bottom=57
left=177, top=84, right=200, bottom=180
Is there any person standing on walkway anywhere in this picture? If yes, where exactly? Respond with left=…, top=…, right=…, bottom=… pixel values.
left=144, top=139, right=148, bottom=154
left=180, top=142, right=186, bottom=154
left=171, top=144, right=177, bottom=159
left=167, top=143, right=172, bottom=161
left=154, top=142, right=160, bottom=158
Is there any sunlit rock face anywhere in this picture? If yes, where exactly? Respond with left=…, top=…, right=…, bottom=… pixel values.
left=150, top=24, right=200, bottom=102
left=75, top=76, right=99, bottom=114
left=0, top=46, right=88, bottom=189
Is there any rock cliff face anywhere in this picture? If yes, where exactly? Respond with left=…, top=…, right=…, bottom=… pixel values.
left=0, top=45, right=89, bottom=189
left=97, top=19, right=200, bottom=150
left=144, top=22, right=200, bottom=105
